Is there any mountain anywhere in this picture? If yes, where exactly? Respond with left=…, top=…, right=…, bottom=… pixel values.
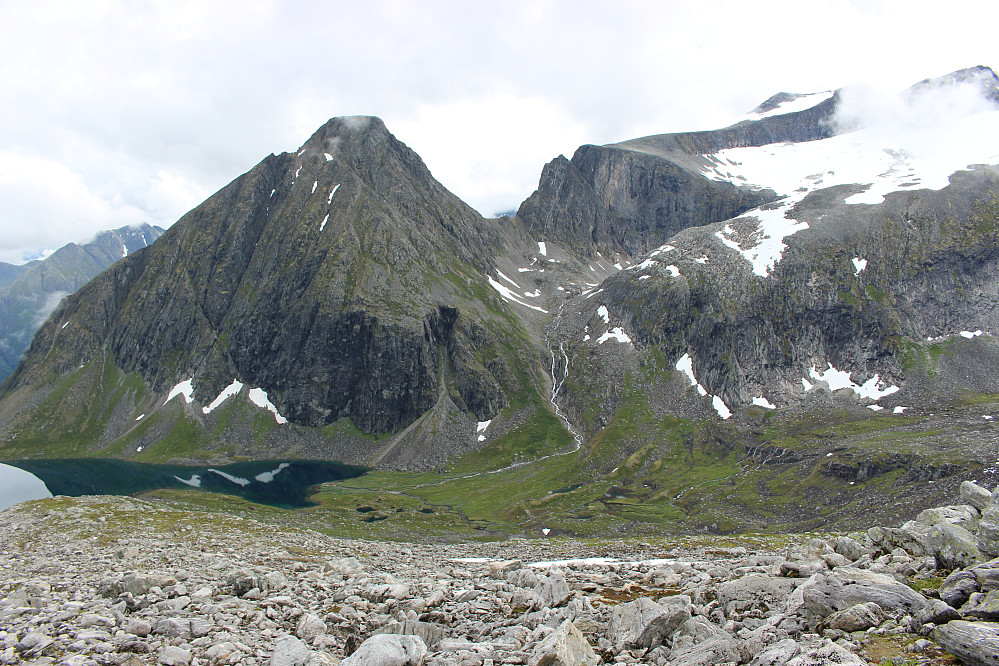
left=0, top=224, right=164, bottom=382
left=2, top=68, right=999, bottom=534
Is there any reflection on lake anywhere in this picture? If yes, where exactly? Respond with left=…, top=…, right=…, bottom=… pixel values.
left=0, top=463, right=53, bottom=511
left=0, top=459, right=367, bottom=511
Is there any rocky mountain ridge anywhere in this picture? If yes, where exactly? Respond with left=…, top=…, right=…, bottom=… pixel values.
left=1, top=67, right=999, bottom=534
left=0, top=223, right=164, bottom=383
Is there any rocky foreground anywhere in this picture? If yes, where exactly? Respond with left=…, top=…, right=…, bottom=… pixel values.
left=4, top=485, right=999, bottom=666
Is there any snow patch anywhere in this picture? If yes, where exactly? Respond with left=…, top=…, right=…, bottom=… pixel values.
left=868, top=405, right=884, bottom=411
left=538, top=241, right=547, bottom=256
left=255, top=463, right=291, bottom=483
left=961, top=330, right=984, bottom=339
left=61, top=321, right=69, bottom=329
left=247, top=388, right=288, bottom=424
left=208, top=469, right=250, bottom=486
left=203, top=379, right=244, bottom=415
left=694, top=256, right=708, bottom=265
left=714, top=207, right=809, bottom=277
left=666, top=265, right=680, bottom=277
left=639, top=275, right=651, bottom=281
left=801, top=377, right=814, bottom=391
left=808, top=363, right=900, bottom=401
left=893, top=406, right=907, bottom=414
left=165, top=378, right=195, bottom=405
left=135, top=414, right=144, bottom=421
left=175, top=474, right=202, bottom=488
left=712, top=395, right=732, bottom=419
left=497, top=271, right=520, bottom=288
left=597, top=305, right=609, bottom=323
left=476, top=419, right=491, bottom=442
left=311, top=181, right=318, bottom=194
left=486, top=276, right=548, bottom=313
left=320, top=214, right=329, bottom=232
left=597, top=327, right=631, bottom=345
left=752, top=396, right=776, bottom=409
left=324, top=152, right=333, bottom=161
left=853, top=257, right=868, bottom=274
left=328, top=183, right=340, bottom=204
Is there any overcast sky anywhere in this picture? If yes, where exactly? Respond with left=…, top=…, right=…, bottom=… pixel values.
left=0, top=0, right=996, bottom=264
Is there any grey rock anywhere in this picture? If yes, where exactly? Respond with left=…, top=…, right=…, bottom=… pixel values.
left=941, top=569, right=981, bottom=608
left=123, top=572, right=176, bottom=596
left=124, top=619, right=152, bottom=637
left=374, top=620, right=446, bottom=650
left=916, top=505, right=980, bottom=528
left=964, top=590, right=999, bottom=621
left=932, top=620, right=999, bottom=666
left=532, top=570, right=571, bottom=609
left=912, top=598, right=961, bottom=627
left=607, top=597, right=687, bottom=653
left=822, top=602, right=884, bottom=632
left=926, top=522, right=983, bottom=570
left=748, top=638, right=801, bottom=666
left=271, top=635, right=313, bottom=666
left=980, top=498, right=999, bottom=559
left=527, top=619, right=598, bottom=666
left=668, top=634, right=740, bottom=666
left=158, top=646, right=192, bottom=666
left=962, top=481, right=993, bottom=511
left=296, top=613, right=327, bottom=642
left=489, top=560, right=523, bottom=579
left=974, top=559, right=999, bottom=591
left=829, top=536, right=867, bottom=562
left=717, top=574, right=799, bottom=619
left=340, top=634, right=427, bottom=666
left=785, top=640, right=865, bottom=665
left=508, top=568, right=540, bottom=590
left=800, top=566, right=927, bottom=618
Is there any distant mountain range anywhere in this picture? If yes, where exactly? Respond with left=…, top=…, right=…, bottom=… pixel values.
left=0, top=224, right=164, bottom=382
left=2, top=67, right=998, bottom=533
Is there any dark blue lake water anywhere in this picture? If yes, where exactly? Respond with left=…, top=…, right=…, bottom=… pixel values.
left=0, top=459, right=366, bottom=511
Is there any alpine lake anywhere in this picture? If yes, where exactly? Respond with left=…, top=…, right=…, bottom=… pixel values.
left=0, top=459, right=367, bottom=512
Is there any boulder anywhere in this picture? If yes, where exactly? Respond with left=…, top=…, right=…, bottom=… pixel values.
left=158, top=646, right=192, bottom=666
left=821, top=602, right=884, bottom=632
left=940, top=570, right=980, bottom=608
left=717, top=575, right=799, bottom=620
left=489, top=560, right=523, bottom=579
left=962, top=481, right=993, bottom=512
left=979, top=498, right=999, bottom=559
left=533, top=570, right=571, bottom=609
left=926, top=522, right=983, bottom=570
left=527, top=620, right=598, bottom=666
left=829, top=536, right=867, bottom=562
left=374, top=620, right=446, bottom=650
left=748, top=638, right=801, bottom=666
left=340, top=635, right=427, bottom=666
left=123, top=572, right=176, bottom=596
left=800, top=567, right=927, bottom=618
left=912, top=598, right=961, bottom=628
left=786, top=640, right=865, bottom=665
left=916, top=505, right=980, bottom=529
left=932, top=620, right=999, bottom=666
left=973, top=559, right=999, bottom=591
left=296, top=613, right=327, bottom=642
left=270, top=636, right=313, bottom=666
left=963, top=590, right=999, bottom=621
left=607, top=597, right=687, bottom=653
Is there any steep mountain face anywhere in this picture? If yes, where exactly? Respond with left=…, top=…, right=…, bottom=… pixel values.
left=0, top=224, right=164, bottom=382
left=0, top=117, right=547, bottom=467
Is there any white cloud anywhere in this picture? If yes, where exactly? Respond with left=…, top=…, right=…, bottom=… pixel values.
left=0, top=0, right=997, bottom=260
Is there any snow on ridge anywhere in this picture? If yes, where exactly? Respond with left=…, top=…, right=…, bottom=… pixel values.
left=247, top=388, right=288, bottom=424
left=203, top=379, right=244, bottom=415
left=744, top=91, right=835, bottom=121
left=165, top=378, right=195, bottom=405
left=703, top=108, right=999, bottom=276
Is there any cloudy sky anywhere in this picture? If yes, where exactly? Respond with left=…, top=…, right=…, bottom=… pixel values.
left=0, top=0, right=996, bottom=264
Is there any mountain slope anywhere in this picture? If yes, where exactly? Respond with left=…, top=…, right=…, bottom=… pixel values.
left=0, top=117, right=552, bottom=468
left=0, top=224, right=164, bottom=382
